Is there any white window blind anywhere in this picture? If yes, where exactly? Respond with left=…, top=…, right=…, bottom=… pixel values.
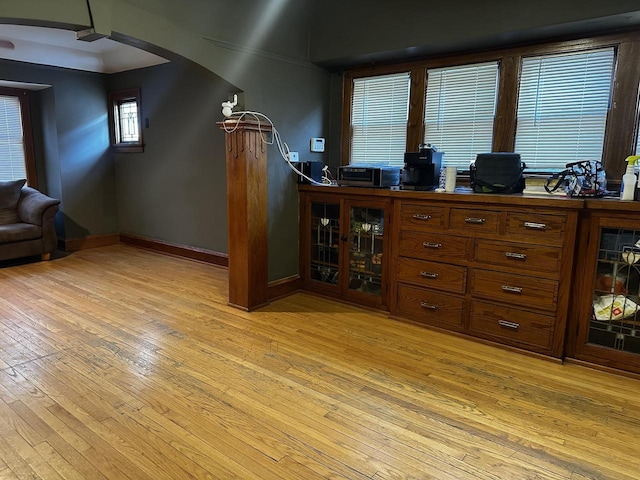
left=424, top=61, right=499, bottom=170
left=515, top=48, right=614, bottom=170
left=0, top=95, right=27, bottom=182
left=351, top=72, right=410, bottom=165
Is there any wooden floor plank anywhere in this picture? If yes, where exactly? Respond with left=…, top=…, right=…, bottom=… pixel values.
left=0, top=434, right=42, bottom=480
left=1, top=244, right=639, bottom=479
left=32, top=441, right=85, bottom=480
left=0, top=414, right=62, bottom=480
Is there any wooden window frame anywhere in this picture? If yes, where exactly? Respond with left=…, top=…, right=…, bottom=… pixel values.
left=341, top=30, right=640, bottom=184
left=0, top=86, right=37, bottom=188
left=108, top=88, right=144, bottom=153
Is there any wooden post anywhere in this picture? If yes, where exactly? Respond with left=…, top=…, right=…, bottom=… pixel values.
left=218, top=119, right=270, bottom=311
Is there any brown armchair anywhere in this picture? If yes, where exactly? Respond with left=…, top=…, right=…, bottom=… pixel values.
left=0, top=180, right=61, bottom=262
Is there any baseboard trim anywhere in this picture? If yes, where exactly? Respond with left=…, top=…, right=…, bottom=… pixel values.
left=120, top=233, right=229, bottom=267
left=563, top=357, right=640, bottom=380
left=61, top=233, right=120, bottom=252
left=267, top=274, right=301, bottom=301
left=60, top=233, right=296, bottom=297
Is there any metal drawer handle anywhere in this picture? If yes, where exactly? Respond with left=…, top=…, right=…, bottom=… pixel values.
left=501, top=285, right=523, bottom=294
left=498, top=320, right=520, bottom=330
left=423, top=242, right=442, bottom=249
left=420, top=302, right=438, bottom=310
left=505, top=252, right=527, bottom=260
left=420, top=271, right=439, bottom=279
left=524, top=221, right=547, bottom=231
left=465, top=217, right=486, bottom=224
left=413, top=214, right=432, bottom=221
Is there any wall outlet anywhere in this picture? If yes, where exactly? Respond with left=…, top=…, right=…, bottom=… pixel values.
left=289, top=151, right=299, bottom=162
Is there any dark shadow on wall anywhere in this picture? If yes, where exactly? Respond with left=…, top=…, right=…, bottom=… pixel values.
left=57, top=214, right=90, bottom=242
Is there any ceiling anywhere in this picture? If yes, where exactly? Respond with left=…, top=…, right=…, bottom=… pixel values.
left=0, top=24, right=169, bottom=74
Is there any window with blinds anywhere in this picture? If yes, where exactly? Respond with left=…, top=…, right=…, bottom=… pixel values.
left=350, top=72, right=410, bottom=165
left=424, top=61, right=499, bottom=170
left=515, top=48, right=615, bottom=170
left=0, top=94, right=27, bottom=182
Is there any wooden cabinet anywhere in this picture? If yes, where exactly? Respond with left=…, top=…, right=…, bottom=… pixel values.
left=299, top=185, right=582, bottom=360
left=299, top=190, right=390, bottom=308
left=390, top=195, right=580, bottom=359
left=568, top=207, right=640, bottom=375
left=298, top=186, right=640, bottom=372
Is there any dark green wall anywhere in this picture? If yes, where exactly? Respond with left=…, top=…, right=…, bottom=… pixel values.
left=107, top=62, right=234, bottom=254
left=108, top=59, right=330, bottom=280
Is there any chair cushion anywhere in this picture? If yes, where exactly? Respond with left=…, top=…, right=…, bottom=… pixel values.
left=0, top=223, right=41, bottom=243
left=0, top=179, right=26, bottom=225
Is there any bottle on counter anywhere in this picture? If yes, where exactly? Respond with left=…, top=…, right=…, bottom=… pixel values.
left=621, top=155, right=640, bottom=201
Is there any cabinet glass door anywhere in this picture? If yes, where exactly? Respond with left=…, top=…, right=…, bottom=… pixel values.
left=347, top=205, right=384, bottom=297
left=590, top=227, right=640, bottom=354
left=309, top=201, right=340, bottom=286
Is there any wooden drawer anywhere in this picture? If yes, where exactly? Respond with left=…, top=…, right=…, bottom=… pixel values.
left=449, top=208, right=500, bottom=234
left=471, top=269, right=558, bottom=311
left=474, top=239, right=562, bottom=274
left=396, top=285, right=464, bottom=327
left=397, top=257, right=466, bottom=293
left=399, top=230, right=470, bottom=263
left=469, top=301, right=554, bottom=349
left=505, top=212, right=566, bottom=245
left=400, top=203, right=445, bottom=231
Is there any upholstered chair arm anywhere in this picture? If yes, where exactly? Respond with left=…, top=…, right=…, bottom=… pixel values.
left=17, top=187, right=61, bottom=226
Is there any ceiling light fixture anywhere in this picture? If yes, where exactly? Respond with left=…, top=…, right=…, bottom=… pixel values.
left=76, top=0, right=106, bottom=42
left=76, top=28, right=105, bottom=42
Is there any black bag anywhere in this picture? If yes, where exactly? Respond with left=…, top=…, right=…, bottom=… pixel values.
left=544, top=160, right=606, bottom=197
left=470, top=153, right=525, bottom=194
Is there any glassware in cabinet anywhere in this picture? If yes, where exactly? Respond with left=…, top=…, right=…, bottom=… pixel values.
left=347, top=205, right=385, bottom=297
left=309, top=201, right=340, bottom=286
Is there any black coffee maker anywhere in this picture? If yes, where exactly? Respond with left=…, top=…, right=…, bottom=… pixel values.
left=400, top=144, right=443, bottom=190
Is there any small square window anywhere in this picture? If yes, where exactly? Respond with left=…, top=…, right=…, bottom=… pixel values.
left=109, top=88, right=143, bottom=153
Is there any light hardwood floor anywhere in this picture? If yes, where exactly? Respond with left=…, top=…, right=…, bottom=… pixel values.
left=0, top=244, right=639, bottom=479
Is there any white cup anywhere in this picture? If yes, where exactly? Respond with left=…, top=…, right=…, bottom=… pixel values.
left=445, top=166, right=457, bottom=192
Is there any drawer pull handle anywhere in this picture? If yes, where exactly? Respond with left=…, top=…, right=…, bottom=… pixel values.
left=524, top=221, right=547, bottom=231
left=501, top=285, right=523, bottom=294
left=413, top=214, right=432, bottom=221
left=465, top=217, right=486, bottom=224
left=505, top=252, right=527, bottom=260
left=420, top=302, right=438, bottom=310
left=498, top=320, right=520, bottom=330
left=423, top=242, right=442, bottom=249
left=420, top=271, right=439, bottom=279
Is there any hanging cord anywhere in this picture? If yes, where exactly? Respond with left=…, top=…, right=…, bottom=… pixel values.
left=222, top=110, right=330, bottom=185
left=85, top=0, right=96, bottom=29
